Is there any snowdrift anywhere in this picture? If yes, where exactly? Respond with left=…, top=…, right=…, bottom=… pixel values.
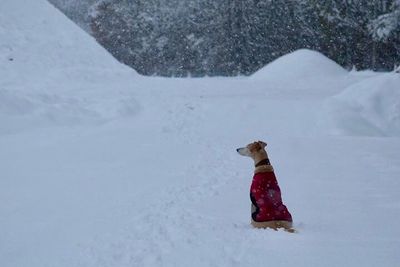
left=252, top=49, right=347, bottom=80
left=0, top=0, right=139, bottom=134
left=251, top=49, right=348, bottom=91
left=0, top=0, right=133, bottom=82
left=321, top=73, right=400, bottom=137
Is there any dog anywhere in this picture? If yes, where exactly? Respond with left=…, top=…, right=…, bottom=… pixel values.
left=237, top=141, right=294, bottom=232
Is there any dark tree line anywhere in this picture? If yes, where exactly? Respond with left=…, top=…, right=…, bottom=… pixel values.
left=88, top=0, right=400, bottom=76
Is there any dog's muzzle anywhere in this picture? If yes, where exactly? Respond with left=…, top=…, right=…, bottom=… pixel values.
left=236, top=147, right=251, bottom=157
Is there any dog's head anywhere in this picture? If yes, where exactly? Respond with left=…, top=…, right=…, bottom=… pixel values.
left=236, top=141, right=267, bottom=157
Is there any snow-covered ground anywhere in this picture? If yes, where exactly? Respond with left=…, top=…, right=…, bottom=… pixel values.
left=1, top=1, right=400, bottom=266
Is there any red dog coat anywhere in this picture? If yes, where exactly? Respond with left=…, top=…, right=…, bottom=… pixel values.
left=250, top=171, right=292, bottom=222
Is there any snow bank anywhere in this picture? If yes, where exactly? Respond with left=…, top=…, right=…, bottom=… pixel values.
left=251, top=49, right=348, bottom=91
left=321, top=73, right=400, bottom=136
left=0, top=0, right=139, bottom=133
left=252, top=49, right=347, bottom=80
left=0, top=0, right=133, bottom=82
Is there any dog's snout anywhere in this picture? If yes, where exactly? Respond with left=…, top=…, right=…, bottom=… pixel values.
left=236, top=147, right=251, bottom=157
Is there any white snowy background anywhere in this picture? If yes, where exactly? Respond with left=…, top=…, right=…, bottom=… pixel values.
left=1, top=1, right=399, bottom=266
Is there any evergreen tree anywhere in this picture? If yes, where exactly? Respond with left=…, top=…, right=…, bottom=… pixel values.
left=87, top=0, right=400, bottom=75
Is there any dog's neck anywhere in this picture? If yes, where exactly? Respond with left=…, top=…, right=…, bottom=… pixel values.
left=254, top=163, right=274, bottom=173
left=255, top=158, right=271, bottom=167
left=254, top=157, right=273, bottom=173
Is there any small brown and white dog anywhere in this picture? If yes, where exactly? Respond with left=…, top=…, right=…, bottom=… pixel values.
left=237, top=141, right=294, bottom=232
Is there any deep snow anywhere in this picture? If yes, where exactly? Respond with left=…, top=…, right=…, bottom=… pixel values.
left=1, top=1, right=400, bottom=267
left=322, top=73, right=400, bottom=137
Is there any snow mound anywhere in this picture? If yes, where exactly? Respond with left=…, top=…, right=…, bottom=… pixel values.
left=0, top=0, right=134, bottom=82
left=251, top=49, right=348, bottom=91
left=252, top=49, right=347, bottom=80
left=0, top=0, right=139, bottom=134
left=321, top=73, right=400, bottom=137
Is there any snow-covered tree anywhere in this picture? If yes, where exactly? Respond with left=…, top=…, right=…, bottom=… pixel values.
left=309, top=0, right=399, bottom=70
left=369, top=0, right=400, bottom=41
left=86, top=0, right=400, bottom=75
left=368, top=0, right=400, bottom=66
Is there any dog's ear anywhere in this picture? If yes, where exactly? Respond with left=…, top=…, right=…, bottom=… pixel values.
left=258, top=141, right=267, bottom=148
